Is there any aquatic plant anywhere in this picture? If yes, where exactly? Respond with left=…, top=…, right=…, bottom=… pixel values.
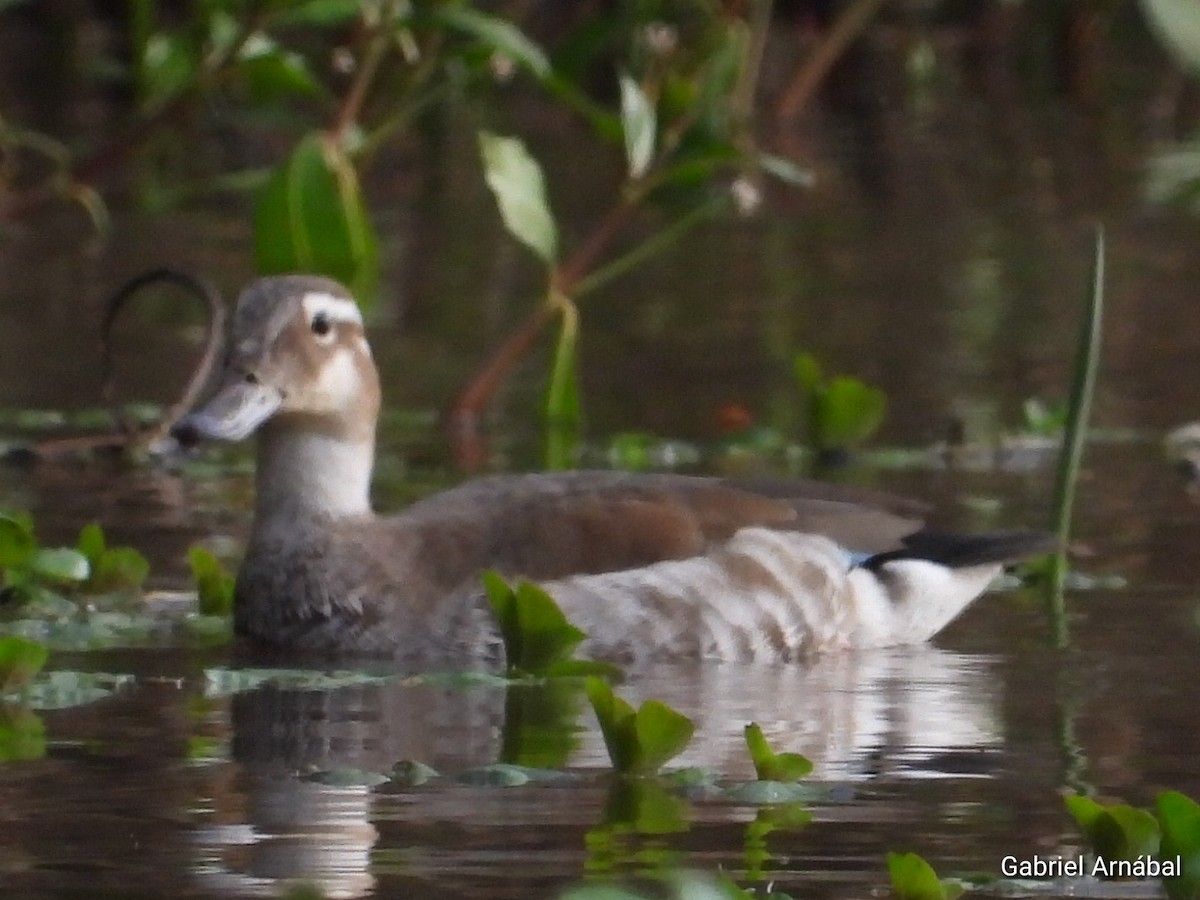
left=743, top=722, right=813, bottom=782
left=482, top=572, right=616, bottom=679
left=886, top=852, right=964, bottom=900
left=1045, top=227, right=1105, bottom=642
left=0, top=511, right=90, bottom=606
left=585, top=677, right=694, bottom=776
left=0, top=513, right=150, bottom=607
left=0, top=635, right=49, bottom=694
left=77, top=523, right=150, bottom=593
left=1065, top=794, right=1161, bottom=863
left=188, top=547, right=236, bottom=617
left=1066, top=790, right=1200, bottom=897
left=1159, top=791, right=1200, bottom=900
left=793, top=352, right=887, bottom=464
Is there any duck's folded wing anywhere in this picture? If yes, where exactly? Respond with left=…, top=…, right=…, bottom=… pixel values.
left=398, top=470, right=925, bottom=582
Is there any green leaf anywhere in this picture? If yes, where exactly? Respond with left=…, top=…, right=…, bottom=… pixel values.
left=0, top=512, right=36, bottom=569
left=0, top=705, right=46, bottom=762
left=77, top=522, right=105, bottom=562
left=813, top=376, right=887, bottom=450
left=78, top=524, right=149, bottom=592
left=254, top=132, right=379, bottom=304
left=544, top=302, right=581, bottom=471
left=633, top=700, right=695, bottom=773
left=618, top=73, right=656, bottom=180
left=1066, top=794, right=1161, bottom=863
left=272, top=0, right=362, bottom=26
left=238, top=45, right=323, bottom=103
left=744, top=722, right=813, bottom=782
left=432, top=6, right=551, bottom=77
left=483, top=573, right=587, bottom=676
left=793, top=352, right=823, bottom=392
left=586, top=678, right=693, bottom=775
left=189, top=547, right=235, bottom=617
left=888, top=852, right=963, bottom=900
left=140, top=31, right=197, bottom=113
left=586, top=677, right=638, bottom=773
left=478, top=131, right=558, bottom=264
left=1158, top=791, right=1200, bottom=900
left=91, top=547, right=150, bottom=591
left=0, top=636, right=49, bottom=693
left=29, top=548, right=90, bottom=584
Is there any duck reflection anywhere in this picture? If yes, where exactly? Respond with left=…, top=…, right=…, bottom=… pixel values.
left=197, top=646, right=1000, bottom=897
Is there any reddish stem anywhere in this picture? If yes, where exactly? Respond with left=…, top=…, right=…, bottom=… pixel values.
left=445, top=197, right=640, bottom=468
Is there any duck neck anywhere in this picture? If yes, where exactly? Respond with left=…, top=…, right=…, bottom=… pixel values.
left=254, top=419, right=375, bottom=523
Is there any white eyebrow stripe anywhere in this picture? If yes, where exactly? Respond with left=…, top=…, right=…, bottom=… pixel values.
left=301, top=291, right=363, bottom=326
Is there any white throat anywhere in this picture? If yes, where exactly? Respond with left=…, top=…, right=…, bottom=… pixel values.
left=255, top=425, right=375, bottom=521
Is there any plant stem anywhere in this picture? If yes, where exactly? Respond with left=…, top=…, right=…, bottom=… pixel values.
left=1046, top=225, right=1105, bottom=646
left=574, top=193, right=729, bottom=298
left=775, top=0, right=887, bottom=121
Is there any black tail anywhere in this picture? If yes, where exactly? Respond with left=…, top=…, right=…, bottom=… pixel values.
left=863, top=530, right=1057, bottom=571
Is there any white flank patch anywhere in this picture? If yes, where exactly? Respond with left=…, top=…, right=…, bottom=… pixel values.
left=302, top=291, right=363, bottom=327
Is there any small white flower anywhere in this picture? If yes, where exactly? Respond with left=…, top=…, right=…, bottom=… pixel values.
left=331, top=46, right=355, bottom=75
left=731, top=176, right=762, bottom=215
left=644, top=22, right=677, bottom=56
left=490, top=53, right=516, bottom=83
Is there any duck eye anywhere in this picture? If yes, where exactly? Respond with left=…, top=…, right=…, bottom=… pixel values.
left=310, top=312, right=332, bottom=337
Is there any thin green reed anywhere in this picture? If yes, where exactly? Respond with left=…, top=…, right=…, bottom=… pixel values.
left=1046, top=226, right=1105, bottom=646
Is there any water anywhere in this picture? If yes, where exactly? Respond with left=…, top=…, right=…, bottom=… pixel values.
left=4, top=8, right=1200, bottom=900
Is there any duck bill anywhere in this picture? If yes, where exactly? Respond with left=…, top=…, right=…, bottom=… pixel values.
left=173, top=380, right=282, bottom=444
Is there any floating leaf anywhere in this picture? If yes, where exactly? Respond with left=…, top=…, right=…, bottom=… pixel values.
left=254, top=131, right=379, bottom=304
left=391, top=759, right=439, bottom=786
left=0, top=636, right=49, bottom=693
left=888, top=851, right=964, bottom=900
left=725, top=780, right=816, bottom=806
left=743, top=723, right=813, bottom=783
left=618, top=73, right=656, bottom=179
left=301, top=767, right=390, bottom=787
left=478, top=131, right=558, bottom=264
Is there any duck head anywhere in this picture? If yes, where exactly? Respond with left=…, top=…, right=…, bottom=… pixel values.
left=174, top=275, right=381, bottom=519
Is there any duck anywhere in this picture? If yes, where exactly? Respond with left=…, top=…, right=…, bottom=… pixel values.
left=172, top=274, right=1054, bottom=668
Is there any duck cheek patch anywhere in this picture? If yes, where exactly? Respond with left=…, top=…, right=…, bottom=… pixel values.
left=312, top=347, right=363, bottom=409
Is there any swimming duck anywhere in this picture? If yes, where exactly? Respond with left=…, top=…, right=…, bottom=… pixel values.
left=173, top=275, right=1053, bottom=667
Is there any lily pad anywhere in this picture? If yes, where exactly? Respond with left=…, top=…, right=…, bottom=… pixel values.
left=301, top=767, right=390, bottom=787
left=390, top=759, right=439, bottom=786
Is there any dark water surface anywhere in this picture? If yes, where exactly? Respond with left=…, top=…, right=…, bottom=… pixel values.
left=4, top=11, right=1200, bottom=900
